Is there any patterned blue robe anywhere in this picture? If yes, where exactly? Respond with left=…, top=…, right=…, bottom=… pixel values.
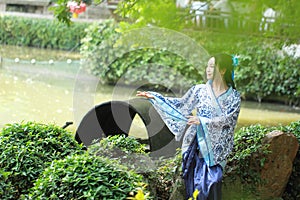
left=148, top=81, right=241, bottom=199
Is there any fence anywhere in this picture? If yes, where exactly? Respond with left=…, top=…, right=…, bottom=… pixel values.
left=188, top=9, right=298, bottom=40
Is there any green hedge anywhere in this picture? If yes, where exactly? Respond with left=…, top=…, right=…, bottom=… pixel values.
left=0, top=122, right=150, bottom=199
left=0, top=122, right=84, bottom=199
left=27, top=154, right=146, bottom=200
left=0, top=16, right=88, bottom=50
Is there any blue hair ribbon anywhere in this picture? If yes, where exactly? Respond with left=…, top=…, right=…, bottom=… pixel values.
left=231, top=55, right=239, bottom=80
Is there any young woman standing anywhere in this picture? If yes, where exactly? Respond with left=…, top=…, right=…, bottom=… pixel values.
left=137, top=53, right=241, bottom=199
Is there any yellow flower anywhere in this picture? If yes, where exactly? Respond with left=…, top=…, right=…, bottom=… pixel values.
left=188, top=189, right=200, bottom=200
left=127, top=189, right=149, bottom=200
left=193, top=189, right=200, bottom=199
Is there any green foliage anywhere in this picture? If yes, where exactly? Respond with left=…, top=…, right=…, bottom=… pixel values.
left=184, top=30, right=243, bottom=55
left=225, top=124, right=271, bottom=186
left=225, top=121, right=300, bottom=198
left=0, top=15, right=88, bottom=50
left=88, top=135, right=154, bottom=175
left=147, top=150, right=182, bottom=199
left=96, top=135, right=147, bottom=154
left=49, top=0, right=299, bottom=43
left=49, top=0, right=72, bottom=26
left=235, top=39, right=300, bottom=106
left=115, top=0, right=184, bottom=31
left=80, top=21, right=299, bottom=103
left=49, top=0, right=94, bottom=25
left=0, top=170, right=16, bottom=200
left=280, top=120, right=300, bottom=141
left=0, top=122, right=84, bottom=199
left=89, top=135, right=184, bottom=199
left=80, top=19, right=120, bottom=83
left=27, top=154, right=146, bottom=200
left=80, top=20, right=202, bottom=90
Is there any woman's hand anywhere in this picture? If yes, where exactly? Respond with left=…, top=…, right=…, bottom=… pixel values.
left=187, top=115, right=200, bottom=125
left=136, top=91, right=154, bottom=99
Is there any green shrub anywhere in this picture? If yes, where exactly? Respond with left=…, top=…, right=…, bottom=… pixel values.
left=0, top=122, right=84, bottom=199
left=80, top=20, right=202, bottom=90
left=0, top=170, right=16, bottom=200
left=94, top=135, right=147, bottom=154
left=27, top=154, right=147, bottom=200
left=225, top=121, right=300, bottom=198
left=88, top=134, right=182, bottom=199
left=225, top=124, right=271, bottom=186
left=235, top=40, right=300, bottom=106
left=0, top=16, right=88, bottom=50
left=147, top=149, right=182, bottom=199
left=88, top=135, right=154, bottom=174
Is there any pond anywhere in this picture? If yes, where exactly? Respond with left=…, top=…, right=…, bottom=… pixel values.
left=1, top=45, right=300, bottom=137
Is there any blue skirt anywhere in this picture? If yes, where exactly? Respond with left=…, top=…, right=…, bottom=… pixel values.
left=182, top=139, right=223, bottom=200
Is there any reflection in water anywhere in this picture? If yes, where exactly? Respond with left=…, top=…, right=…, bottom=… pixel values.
left=0, top=61, right=299, bottom=136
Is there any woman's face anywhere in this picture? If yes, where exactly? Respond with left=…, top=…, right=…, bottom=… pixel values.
left=206, top=57, right=215, bottom=80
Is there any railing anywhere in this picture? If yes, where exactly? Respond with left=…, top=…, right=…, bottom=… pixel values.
left=187, top=9, right=298, bottom=39
left=105, top=1, right=297, bottom=39
left=106, top=0, right=120, bottom=10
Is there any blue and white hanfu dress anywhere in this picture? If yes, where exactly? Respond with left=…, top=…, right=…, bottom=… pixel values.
left=148, top=81, right=241, bottom=199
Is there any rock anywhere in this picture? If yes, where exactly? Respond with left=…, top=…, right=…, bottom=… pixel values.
left=259, top=131, right=299, bottom=199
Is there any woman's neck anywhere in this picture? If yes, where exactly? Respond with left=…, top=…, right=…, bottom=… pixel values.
left=212, top=78, right=228, bottom=97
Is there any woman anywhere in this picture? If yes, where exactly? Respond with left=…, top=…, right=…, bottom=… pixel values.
left=137, top=53, right=241, bottom=199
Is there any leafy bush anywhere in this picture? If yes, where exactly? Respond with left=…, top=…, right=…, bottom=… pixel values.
left=92, top=135, right=147, bottom=154
left=147, top=149, right=182, bottom=199
left=0, top=15, right=88, bottom=50
left=0, top=170, right=16, bottom=200
left=80, top=19, right=120, bottom=83
left=0, top=122, right=84, bottom=199
left=88, top=134, right=182, bottom=199
left=225, top=124, right=271, bottom=186
left=80, top=20, right=202, bottom=90
left=88, top=135, right=154, bottom=174
left=235, top=40, right=300, bottom=106
left=27, top=154, right=147, bottom=200
left=225, top=121, right=300, bottom=199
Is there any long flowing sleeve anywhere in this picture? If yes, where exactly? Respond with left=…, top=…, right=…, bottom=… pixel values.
left=197, top=89, right=241, bottom=168
left=148, top=85, right=201, bottom=141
